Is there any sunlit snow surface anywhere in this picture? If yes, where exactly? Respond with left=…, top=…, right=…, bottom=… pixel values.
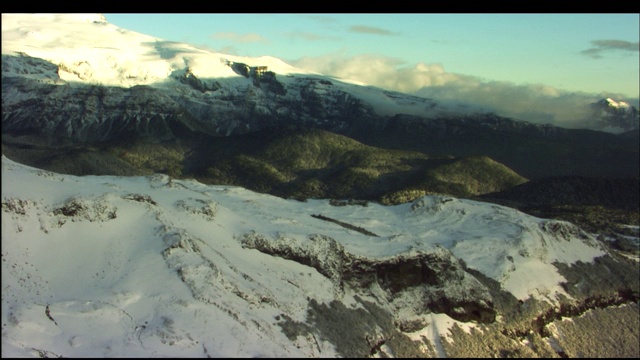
left=1, top=156, right=606, bottom=357
left=1, top=14, right=314, bottom=89
left=1, top=13, right=480, bottom=120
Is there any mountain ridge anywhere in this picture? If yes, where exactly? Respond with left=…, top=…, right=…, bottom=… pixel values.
left=3, top=58, right=639, bottom=180
left=2, top=14, right=638, bottom=134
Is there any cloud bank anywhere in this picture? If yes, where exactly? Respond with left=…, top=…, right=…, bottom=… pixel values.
left=290, top=53, right=638, bottom=130
left=581, top=39, right=639, bottom=59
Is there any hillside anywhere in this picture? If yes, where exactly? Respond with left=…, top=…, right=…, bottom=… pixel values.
left=189, top=127, right=528, bottom=202
left=2, top=156, right=638, bottom=357
left=2, top=127, right=529, bottom=203
left=343, top=113, right=640, bottom=180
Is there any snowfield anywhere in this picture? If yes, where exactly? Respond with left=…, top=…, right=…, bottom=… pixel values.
left=1, top=13, right=486, bottom=125
left=1, top=156, right=608, bottom=357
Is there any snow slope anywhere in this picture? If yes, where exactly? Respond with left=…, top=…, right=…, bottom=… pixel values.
left=1, top=13, right=310, bottom=86
left=1, top=156, right=606, bottom=357
left=1, top=13, right=478, bottom=121
left=3, top=13, right=638, bottom=138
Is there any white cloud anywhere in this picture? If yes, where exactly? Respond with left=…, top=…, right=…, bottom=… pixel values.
left=290, top=53, right=638, bottom=130
left=414, top=81, right=594, bottom=128
left=290, top=53, right=459, bottom=93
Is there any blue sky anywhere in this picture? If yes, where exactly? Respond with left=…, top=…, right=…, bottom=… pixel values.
left=104, top=13, right=639, bottom=100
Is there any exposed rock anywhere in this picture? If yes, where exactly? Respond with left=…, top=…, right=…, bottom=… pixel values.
left=310, top=214, right=379, bottom=237
left=123, top=193, right=158, bottom=206
left=346, top=247, right=496, bottom=324
left=51, top=195, right=117, bottom=222
left=174, top=198, right=217, bottom=220
left=254, top=70, right=286, bottom=95
left=329, top=198, right=368, bottom=207
left=238, top=232, right=496, bottom=324
left=538, top=220, right=594, bottom=242
left=277, top=296, right=432, bottom=358
left=230, top=62, right=250, bottom=78
left=2, top=197, right=36, bottom=215
left=172, top=68, right=220, bottom=93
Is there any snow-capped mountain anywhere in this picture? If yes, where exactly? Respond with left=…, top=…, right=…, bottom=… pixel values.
left=3, top=13, right=639, bottom=182
left=6, top=12, right=604, bottom=148
left=3, top=14, right=638, bottom=143
left=589, top=98, right=640, bottom=134
left=3, top=155, right=637, bottom=357
left=2, top=13, right=479, bottom=146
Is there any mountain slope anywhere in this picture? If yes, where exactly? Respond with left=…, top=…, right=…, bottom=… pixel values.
left=2, top=126, right=528, bottom=202
left=342, top=113, right=640, bottom=180
left=188, top=127, right=529, bottom=201
left=2, top=156, right=638, bottom=357
left=2, top=13, right=639, bottom=181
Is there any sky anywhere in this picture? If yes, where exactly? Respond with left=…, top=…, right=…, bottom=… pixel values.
left=103, top=13, right=640, bottom=102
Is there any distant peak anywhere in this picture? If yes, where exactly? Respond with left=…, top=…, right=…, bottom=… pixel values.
left=602, top=97, right=630, bottom=109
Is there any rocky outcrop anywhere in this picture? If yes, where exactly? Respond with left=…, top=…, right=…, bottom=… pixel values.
left=237, top=232, right=496, bottom=324
left=51, top=195, right=117, bottom=223
left=230, top=62, right=250, bottom=78
left=172, top=68, right=220, bottom=93
left=174, top=198, right=217, bottom=220
left=278, top=296, right=432, bottom=358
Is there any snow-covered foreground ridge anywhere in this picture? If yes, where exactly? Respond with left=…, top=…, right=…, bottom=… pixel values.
left=1, top=156, right=606, bottom=357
